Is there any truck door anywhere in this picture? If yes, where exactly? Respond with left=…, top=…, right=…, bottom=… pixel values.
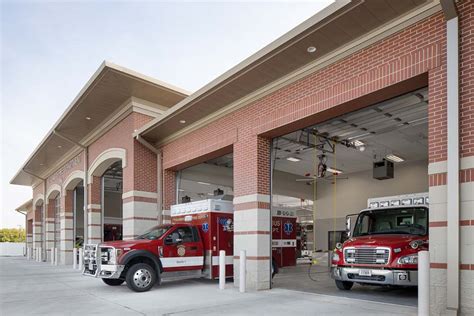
left=161, top=226, right=204, bottom=272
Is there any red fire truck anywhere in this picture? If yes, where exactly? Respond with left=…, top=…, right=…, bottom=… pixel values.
left=83, top=197, right=296, bottom=292
left=331, top=193, right=429, bottom=290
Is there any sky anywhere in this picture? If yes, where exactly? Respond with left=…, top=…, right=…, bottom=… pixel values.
left=0, top=0, right=333, bottom=229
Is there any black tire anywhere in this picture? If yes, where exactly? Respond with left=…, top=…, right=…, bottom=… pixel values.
left=271, top=259, right=278, bottom=278
left=335, top=280, right=354, bottom=290
left=125, top=263, right=157, bottom=292
left=102, top=278, right=124, bottom=286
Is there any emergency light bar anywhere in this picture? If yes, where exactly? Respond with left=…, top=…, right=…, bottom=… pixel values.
left=367, top=193, right=428, bottom=209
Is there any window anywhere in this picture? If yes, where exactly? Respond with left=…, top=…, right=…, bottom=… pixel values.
left=169, top=227, right=194, bottom=243
left=353, top=207, right=427, bottom=236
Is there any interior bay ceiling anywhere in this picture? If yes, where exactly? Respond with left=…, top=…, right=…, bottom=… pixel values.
left=273, top=88, right=428, bottom=177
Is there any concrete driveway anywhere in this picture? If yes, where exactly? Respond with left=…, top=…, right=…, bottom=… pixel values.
left=0, top=256, right=417, bottom=315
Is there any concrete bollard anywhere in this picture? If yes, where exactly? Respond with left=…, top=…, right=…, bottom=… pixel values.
left=219, top=250, right=226, bottom=290
left=35, top=248, right=39, bottom=262
left=78, top=248, right=83, bottom=271
left=39, top=247, right=42, bottom=262
left=418, top=251, right=430, bottom=316
left=239, top=250, right=246, bottom=293
left=54, top=248, right=58, bottom=266
left=73, top=248, right=77, bottom=269
left=51, top=248, right=55, bottom=265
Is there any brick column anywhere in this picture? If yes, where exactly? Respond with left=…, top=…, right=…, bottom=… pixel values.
left=26, top=219, right=33, bottom=252
left=32, top=204, right=43, bottom=260
left=45, top=200, right=55, bottom=262
left=60, top=191, right=74, bottom=264
left=162, top=170, right=176, bottom=224
left=122, top=141, right=159, bottom=239
left=122, top=192, right=159, bottom=239
left=87, top=176, right=102, bottom=244
left=233, top=135, right=272, bottom=291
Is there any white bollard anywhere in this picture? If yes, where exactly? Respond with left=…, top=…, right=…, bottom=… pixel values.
left=219, top=250, right=226, bottom=290
left=418, top=251, right=430, bottom=316
left=35, top=248, right=39, bottom=262
left=73, top=248, right=78, bottom=269
left=51, top=248, right=55, bottom=265
left=38, top=247, right=42, bottom=262
left=78, top=248, right=83, bottom=271
left=54, top=248, right=58, bottom=266
left=26, top=248, right=30, bottom=260
left=239, top=250, right=246, bottom=293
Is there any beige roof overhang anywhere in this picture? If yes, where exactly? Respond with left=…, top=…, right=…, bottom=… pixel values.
left=137, top=0, right=436, bottom=146
left=10, top=61, right=189, bottom=186
left=15, top=199, right=33, bottom=215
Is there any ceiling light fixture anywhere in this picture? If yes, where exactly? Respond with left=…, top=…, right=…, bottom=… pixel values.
left=353, top=140, right=365, bottom=147
left=197, top=181, right=211, bottom=185
left=385, top=154, right=405, bottom=163
left=307, top=46, right=317, bottom=53
left=286, top=157, right=301, bottom=162
left=326, top=167, right=343, bottom=174
left=179, top=120, right=186, bottom=124
left=57, top=145, right=62, bottom=149
left=85, top=116, right=91, bottom=120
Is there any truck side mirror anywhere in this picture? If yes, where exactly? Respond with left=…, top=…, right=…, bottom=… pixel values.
left=346, top=217, right=351, bottom=237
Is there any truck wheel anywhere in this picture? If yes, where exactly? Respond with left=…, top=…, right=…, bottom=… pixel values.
left=125, top=263, right=156, bottom=292
left=335, top=280, right=353, bottom=290
left=102, top=278, right=124, bottom=286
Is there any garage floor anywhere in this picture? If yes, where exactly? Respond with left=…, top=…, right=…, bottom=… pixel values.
left=273, top=259, right=417, bottom=307
left=0, top=256, right=417, bottom=315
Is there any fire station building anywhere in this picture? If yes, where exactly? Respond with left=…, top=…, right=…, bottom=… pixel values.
left=11, top=0, right=473, bottom=315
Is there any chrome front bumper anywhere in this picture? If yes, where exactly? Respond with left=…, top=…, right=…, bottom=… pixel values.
left=331, top=267, right=418, bottom=286
left=82, top=244, right=124, bottom=279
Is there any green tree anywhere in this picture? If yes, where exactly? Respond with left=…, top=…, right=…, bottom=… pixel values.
left=0, top=228, right=26, bottom=242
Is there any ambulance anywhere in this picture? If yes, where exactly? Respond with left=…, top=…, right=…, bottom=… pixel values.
left=82, top=196, right=296, bottom=292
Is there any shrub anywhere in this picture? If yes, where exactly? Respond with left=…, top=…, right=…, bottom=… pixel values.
left=0, top=228, right=26, bottom=242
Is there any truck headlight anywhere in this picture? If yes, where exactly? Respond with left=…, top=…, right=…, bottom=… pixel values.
left=100, top=247, right=117, bottom=264
left=332, top=253, right=340, bottom=262
left=397, top=254, right=418, bottom=264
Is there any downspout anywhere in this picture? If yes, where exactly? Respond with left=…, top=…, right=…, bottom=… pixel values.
left=53, top=130, right=88, bottom=245
left=440, top=0, right=459, bottom=314
left=135, top=135, right=163, bottom=224
left=14, top=208, right=27, bottom=257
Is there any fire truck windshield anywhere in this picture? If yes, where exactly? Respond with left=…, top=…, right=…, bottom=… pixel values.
left=136, top=225, right=172, bottom=240
left=352, top=207, right=428, bottom=237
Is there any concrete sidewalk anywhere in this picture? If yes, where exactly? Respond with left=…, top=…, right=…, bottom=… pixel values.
left=0, top=256, right=417, bottom=315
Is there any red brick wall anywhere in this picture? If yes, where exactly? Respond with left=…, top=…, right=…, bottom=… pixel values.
left=46, top=152, right=84, bottom=188
left=234, top=135, right=271, bottom=197
left=160, top=9, right=463, bottom=202
left=88, top=112, right=155, bottom=193
left=163, top=170, right=176, bottom=210
left=459, top=2, right=474, bottom=158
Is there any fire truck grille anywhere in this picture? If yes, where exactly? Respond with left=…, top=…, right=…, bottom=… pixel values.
left=344, top=247, right=390, bottom=265
left=83, top=244, right=98, bottom=276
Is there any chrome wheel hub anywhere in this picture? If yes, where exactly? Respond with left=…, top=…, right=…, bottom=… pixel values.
left=133, top=269, right=152, bottom=288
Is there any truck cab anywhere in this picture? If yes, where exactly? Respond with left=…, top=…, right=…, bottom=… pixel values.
left=83, top=223, right=205, bottom=292
left=331, top=194, right=428, bottom=290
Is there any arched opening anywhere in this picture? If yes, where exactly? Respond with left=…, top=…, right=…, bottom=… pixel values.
left=72, top=181, right=85, bottom=247
left=101, top=161, right=123, bottom=241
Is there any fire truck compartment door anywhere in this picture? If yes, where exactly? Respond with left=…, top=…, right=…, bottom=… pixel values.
left=161, top=227, right=204, bottom=271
